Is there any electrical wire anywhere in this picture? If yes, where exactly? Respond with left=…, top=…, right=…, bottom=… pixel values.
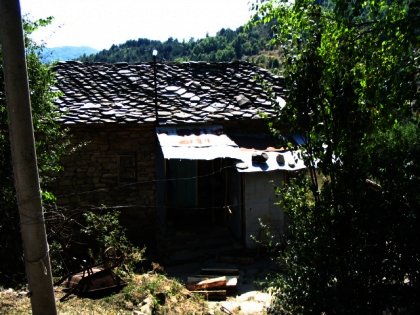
left=16, top=161, right=284, bottom=226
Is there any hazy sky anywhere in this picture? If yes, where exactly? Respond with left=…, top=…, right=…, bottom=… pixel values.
left=19, top=0, right=254, bottom=50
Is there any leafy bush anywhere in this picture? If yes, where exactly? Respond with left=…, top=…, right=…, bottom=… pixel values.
left=81, top=207, right=145, bottom=277
left=269, top=122, right=419, bottom=314
left=255, top=0, right=419, bottom=314
left=45, top=205, right=145, bottom=279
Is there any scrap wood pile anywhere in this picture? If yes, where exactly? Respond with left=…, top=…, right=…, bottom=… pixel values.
left=186, top=268, right=239, bottom=301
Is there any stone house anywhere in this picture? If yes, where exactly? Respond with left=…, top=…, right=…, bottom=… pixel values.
left=52, top=60, right=305, bottom=254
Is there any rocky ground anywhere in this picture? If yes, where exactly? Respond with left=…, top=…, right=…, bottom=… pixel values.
left=164, top=252, right=278, bottom=315
left=1, top=252, right=277, bottom=314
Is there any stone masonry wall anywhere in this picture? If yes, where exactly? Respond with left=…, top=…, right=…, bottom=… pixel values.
left=53, top=124, right=157, bottom=247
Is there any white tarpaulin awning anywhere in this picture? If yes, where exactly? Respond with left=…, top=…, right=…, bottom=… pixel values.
left=156, top=125, right=306, bottom=172
left=235, top=149, right=306, bottom=172
left=156, top=125, right=242, bottom=161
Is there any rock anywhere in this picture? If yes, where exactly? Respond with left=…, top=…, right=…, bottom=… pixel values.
left=138, top=296, right=154, bottom=315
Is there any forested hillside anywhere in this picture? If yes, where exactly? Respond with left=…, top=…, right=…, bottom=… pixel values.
left=79, top=24, right=282, bottom=72
left=42, top=46, right=98, bottom=63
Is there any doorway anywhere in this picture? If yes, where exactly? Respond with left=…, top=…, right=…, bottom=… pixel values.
left=165, top=159, right=230, bottom=227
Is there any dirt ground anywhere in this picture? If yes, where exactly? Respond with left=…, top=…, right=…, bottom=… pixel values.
left=0, top=250, right=278, bottom=314
left=164, top=252, right=278, bottom=315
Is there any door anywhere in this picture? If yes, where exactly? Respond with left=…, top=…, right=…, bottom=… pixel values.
left=166, top=159, right=197, bottom=209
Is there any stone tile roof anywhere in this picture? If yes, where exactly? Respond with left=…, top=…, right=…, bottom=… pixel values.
left=53, top=61, right=285, bottom=125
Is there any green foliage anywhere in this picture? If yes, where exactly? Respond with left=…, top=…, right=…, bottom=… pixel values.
left=81, top=207, right=145, bottom=277
left=79, top=24, right=281, bottom=70
left=0, top=18, right=69, bottom=287
left=1, top=273, right=208, bottom=314
left=255, top=0, right=419, bottom=313
left=100, top=273, right=208, bottom=314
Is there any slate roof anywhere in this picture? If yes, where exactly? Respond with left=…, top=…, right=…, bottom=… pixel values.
left=53, top=61, right=285, bottom=125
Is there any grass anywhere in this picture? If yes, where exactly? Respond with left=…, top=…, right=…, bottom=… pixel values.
left=0, top=273, right=208, bottom=314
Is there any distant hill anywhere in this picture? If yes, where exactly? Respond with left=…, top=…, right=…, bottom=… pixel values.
left=79, top=24, right=283, bottom=73
left=42, top=46, right=98, bottom=63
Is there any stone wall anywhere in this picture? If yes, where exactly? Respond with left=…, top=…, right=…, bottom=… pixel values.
left=53, top=124, right=157, bottom=247
left=52, top=119, right=277, bottom=250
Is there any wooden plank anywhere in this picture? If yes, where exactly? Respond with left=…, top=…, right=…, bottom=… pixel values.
left=226, top=277, right=238, bottom=287
left=186, top=276, right=227, bottom=291
left=226, top=277, right=238, bottom=296
left=187, top=275, right=238, bottom=284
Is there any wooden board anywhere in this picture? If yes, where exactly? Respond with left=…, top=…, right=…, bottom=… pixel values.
left=186, top=276, right=227, bottom=291
left=187, top=275, right=238, bottom=284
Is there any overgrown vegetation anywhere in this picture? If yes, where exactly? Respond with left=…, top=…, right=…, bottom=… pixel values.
left=0, top=17, right=70, bottom=287
left=0, top=273, right=208, bottom=314
left=255, top=0, right=419, bottom=314
left=81, top=208, right=145, bottom=276
left=42, top=205, right=146, bottom=282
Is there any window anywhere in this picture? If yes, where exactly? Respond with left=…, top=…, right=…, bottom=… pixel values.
left=119, top=154, right=136, bottom=183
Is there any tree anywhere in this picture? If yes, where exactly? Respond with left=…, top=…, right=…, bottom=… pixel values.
left=79, top=23, right=277, bottom=65
left=0, top=18, right=69, bottom=287
left=254, top=0, right=419, bottom=313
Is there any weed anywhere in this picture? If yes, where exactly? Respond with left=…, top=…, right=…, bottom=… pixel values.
left=1, top=273, right=208, bottom=314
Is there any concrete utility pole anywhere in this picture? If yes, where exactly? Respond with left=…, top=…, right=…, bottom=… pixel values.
left=0, top=0, right=57, bottom=314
